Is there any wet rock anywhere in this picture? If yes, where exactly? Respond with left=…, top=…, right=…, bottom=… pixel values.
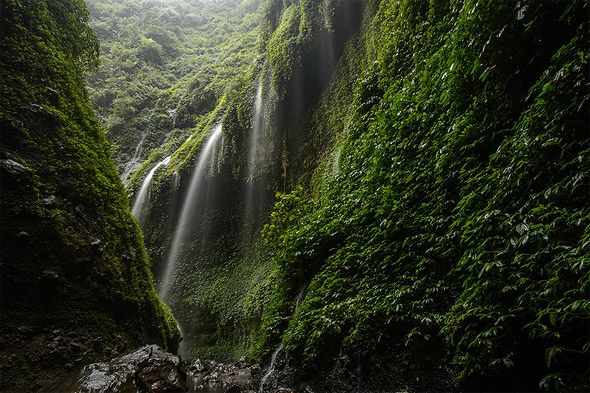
left=25, top=104, right=58, bottom=123
left=27, top=104, right=45, bottom=114
left=191, top=358, right=207, bottom=372
left=90, top=238, right=102, bottom=248
left=1, top=159, right=31, bottom=178
left=47, top=345, right=186, bottom=393
left=236, top=356, right=249, bottom=368
left=42, top=269, right=60, bottom=280
left=186, top=357, right=254, bottom=392
left=47, top=87, right=59, bottom=105
left=90, top=239, right=104, bottom=254
left=43, top=195, right=56, bottom=206
left=16, top=325, right=34, bottom=335
left=137, top=348, right=185, bottom=392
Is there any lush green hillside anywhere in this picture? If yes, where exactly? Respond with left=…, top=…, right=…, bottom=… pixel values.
left=257, top=0, right=589, bottom=390
left=0, top=0, right=178, bottom=391
left=85, top=0, right=262, bottom=180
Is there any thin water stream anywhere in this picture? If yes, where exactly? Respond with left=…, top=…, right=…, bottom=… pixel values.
left=122, top=130, right=149, bottom=183
left=131, top=156, right=171, bottom=222
left=258, top=344, right=283, bottom=393
left=241, top=76, right=267, bottom=244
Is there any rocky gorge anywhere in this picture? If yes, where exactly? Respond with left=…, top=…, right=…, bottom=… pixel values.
left=1, top=0, right=588, bottom=392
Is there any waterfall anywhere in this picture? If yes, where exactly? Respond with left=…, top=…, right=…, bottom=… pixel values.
left=242, top=69, right=276, bottom=247
left=247, top=76, right=265, bottom=181
left=131, top=156, right=171, bottom=223
left=258, top=288, right=305, bottom=392
left=241, top=76, right=266, bottom=241
left=159, top=123, right=223, bottom=302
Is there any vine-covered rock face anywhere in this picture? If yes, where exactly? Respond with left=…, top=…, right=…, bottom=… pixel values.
left=0, top=1, right=179, bottom=391
left=257, top=0, right=589, bottom=391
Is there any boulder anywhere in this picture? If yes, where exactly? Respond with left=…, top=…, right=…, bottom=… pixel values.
left=47, top=345, right=186, bottom=393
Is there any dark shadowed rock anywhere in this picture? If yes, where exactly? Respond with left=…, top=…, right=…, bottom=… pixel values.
left=0, top=159, right=31, bottom=178
left=42, top=195, right=56, bottom=206
left=186, top=358, right=254, bottom=392
left=45, top=345, right=186, bottom=393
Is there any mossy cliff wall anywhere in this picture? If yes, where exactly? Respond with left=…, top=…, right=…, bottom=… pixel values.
left=132, top=78, right=276, bottom=361
left=0, top=1, right=179, bottom=391
left=259, top=0, right=589, bottom=391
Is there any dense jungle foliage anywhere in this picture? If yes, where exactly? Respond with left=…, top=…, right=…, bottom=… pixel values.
left=1, top=0, right=587, bottom=391
left=0, top=0, right=178, bottom=391
left=257, top=0, right=590, bottom=391
left=85, top=0, right=262, bottom=179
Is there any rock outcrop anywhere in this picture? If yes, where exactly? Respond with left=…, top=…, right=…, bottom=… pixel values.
left=43, top=346, right=259, bottom=393
left=43, top=345, right=186, bottom=393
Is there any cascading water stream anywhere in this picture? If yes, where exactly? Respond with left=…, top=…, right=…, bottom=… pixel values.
left=247, top=76, right=265, bottom=181
left=258, top=287, right=306, bottom=392
left=294, top=286, right=306, bottom=309
left=159, top=123, right=223, bottom=302
left=131, top=156, right=171, bottom=223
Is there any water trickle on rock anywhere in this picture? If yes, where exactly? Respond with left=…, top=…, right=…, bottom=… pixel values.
left=259, top=344, right=283, bottom=393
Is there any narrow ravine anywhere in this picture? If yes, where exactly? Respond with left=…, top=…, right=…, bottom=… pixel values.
left=3, top=0, right=586, bottom=392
